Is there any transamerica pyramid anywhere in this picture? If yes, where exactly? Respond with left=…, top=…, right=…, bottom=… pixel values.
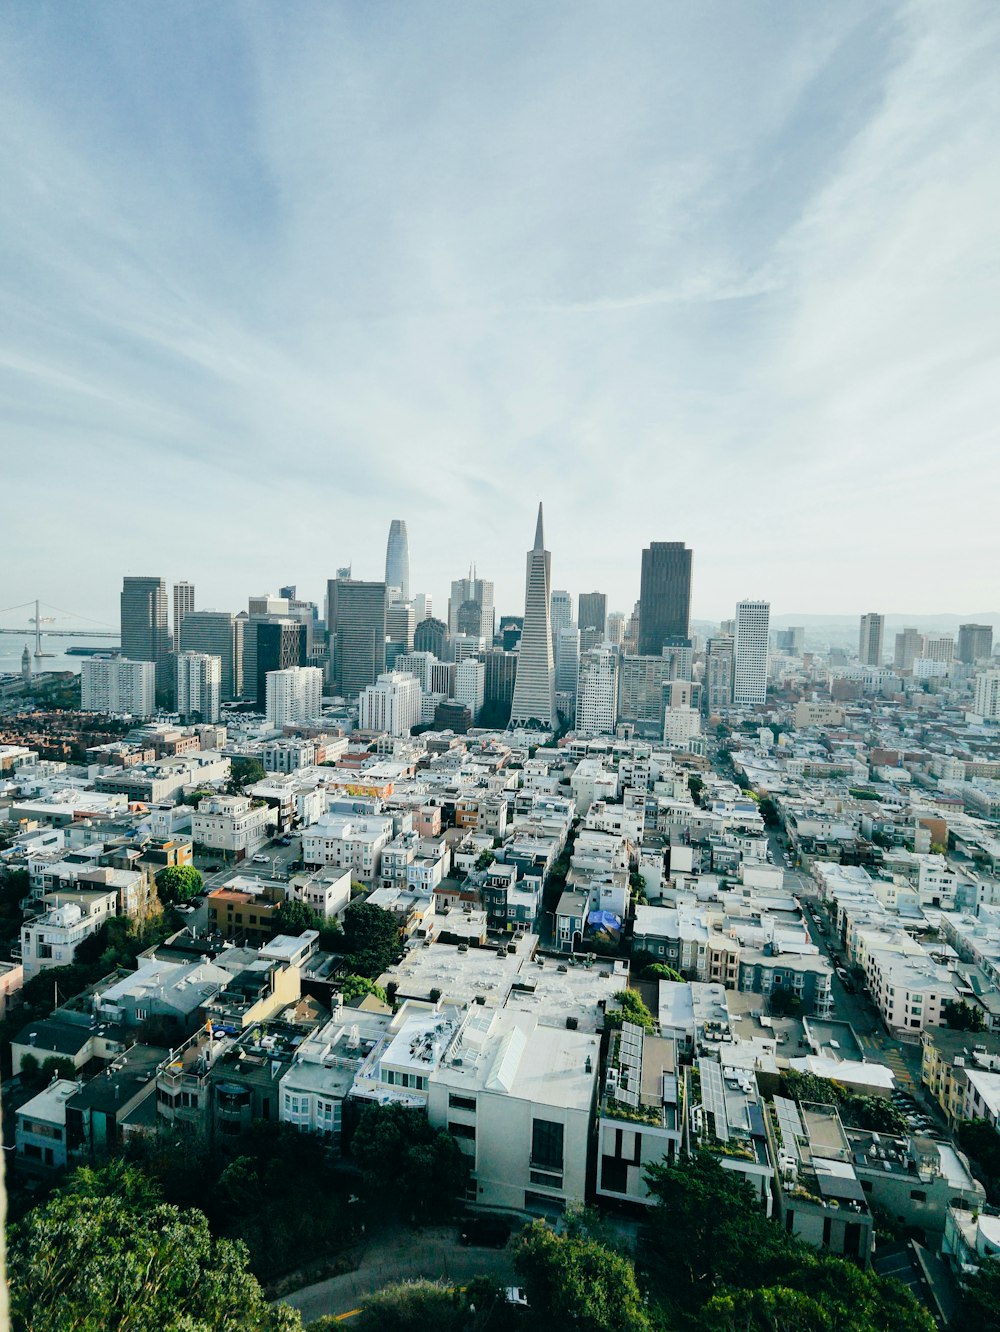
left=509, top=502, right=556, bottom=730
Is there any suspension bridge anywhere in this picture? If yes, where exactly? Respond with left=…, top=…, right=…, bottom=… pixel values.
left=0, top=599, right=120, bottom=657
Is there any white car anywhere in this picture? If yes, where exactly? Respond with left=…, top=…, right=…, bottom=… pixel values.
left=251, top=854, right=269, bottom=864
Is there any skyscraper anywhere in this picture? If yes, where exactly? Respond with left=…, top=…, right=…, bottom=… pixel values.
left=704, top=636, right=734, bottom=714
left=385, top=519, right=410, bottom=600
left=172, top=581, right=195, bottom=649
left=893, top=627, right=922, bottom=672
left=576, top=645, right=619, bottom=736
left=509, top=504, right=556, bottom=730
left=121, top=576, right=169, bottom=695
left=959, top=624, right=994, bottom=664
left=414, top=617, right=447, bottom=659
left=578, top=592, right=607, bottom=638
left=550, top=590, right=574, bottom=636
left=448, top=568, right=495, bottom=641
left=733, top=601, right=770, bottom=706
left=265, top=666, right=323, bottom=728
left=256, top=621, right=307, bottom=705
left=637, top=542, right=692, bottom=656
left=858, top=613, right=884, bottom=666
left=327, top=579, right=387, bottom=699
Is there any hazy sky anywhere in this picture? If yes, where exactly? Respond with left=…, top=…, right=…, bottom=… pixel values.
left=2, top=2, right=998, bottom=629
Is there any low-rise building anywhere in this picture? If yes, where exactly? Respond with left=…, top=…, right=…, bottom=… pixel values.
left=191, top=793, right=270, bottom=858
left=15, top=1078, right=77, bottom=1170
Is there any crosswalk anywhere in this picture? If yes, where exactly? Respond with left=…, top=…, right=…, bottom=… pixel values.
left=881, top=1046, right=916, bottom=1089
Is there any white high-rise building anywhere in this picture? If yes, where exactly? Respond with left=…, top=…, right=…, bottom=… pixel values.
left=412, top=593, right=433, bottom=622
left=172, top=581, right=195, bottom=649
left=550, top=589, right=574, bottom=637
left=974, top=671, right=1000, bottom=721
left=454, top=658, right=485, bottom=723
left=394, top=651, right=437, bottom=692
left=575, top=645, right=618, bottom=736
left=357, top=671, right=422, bottom=736
left=733, top=601, right=770, bottom=706
left=176, top=652, right=222, bottom=723
left=265, top=666, right=322, bottom=728
left=510, top=504, right=556, bottom=730
left=81, top=657, right=156, bottom=717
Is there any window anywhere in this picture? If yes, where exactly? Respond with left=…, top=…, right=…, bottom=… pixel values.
left=910, top=1190, right=927, bottom=1202
left=531, top=1119, right=564, bottom=1172
left=449, top=1094, right=476, bottom=1112
left=449, top=1122, right=476, bottom=1140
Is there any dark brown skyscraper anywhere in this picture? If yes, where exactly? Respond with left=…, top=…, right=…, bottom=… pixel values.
left=121, top=575, right=169, bottom=696
left=637, top=542, right=692, bottom=656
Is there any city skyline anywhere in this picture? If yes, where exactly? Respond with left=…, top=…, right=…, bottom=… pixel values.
left=2, top=4, right=999, bottom=620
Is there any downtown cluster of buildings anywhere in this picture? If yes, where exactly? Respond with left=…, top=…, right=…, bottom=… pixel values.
left=3, top=508, right=1000, bottom=1313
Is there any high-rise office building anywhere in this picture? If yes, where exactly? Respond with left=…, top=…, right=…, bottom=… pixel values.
left=450, top=634, right=485, bottom=665
left=618, top=655, right=673, bottom=732
left=414, top=617, right=447, bottom=659
left=82, top=657, right=156, bottom=718
left=733, top=601, right=770, bottom=706
left=578, top=592, right=607, bottom=639
left=176, top=652, right=221, bottom=723
left=637, top=542, right=692, bottom=656
left=498, top=617, right=522, bottom=651
left=120, top=576, right=169, bottom=693
left=385, top=519, right=410, bottom=601
left=775, top=626, right=805, bottom=655
left=959, top=624, right=994, bottom=664
left=327, top=579, right=387, bottom=699
left=386, top=601, right=416, bottom=654
left=921, top=633, right=955, bottom=663
left=455, top=658, right=485, bottom=723
left=265, top=666, right=323, bottom=728
left=394, top=652, right=436, bottom=692
left=412, top=593, right=433, bottom=622
left=448, top=568, right=495, bottom=641
left=358, top=671, right=422, bottom=736
left=509, top=504, right=556, bottom=730
left=550, top=590, right=574, bottom=637
left=180, top=610, right=243, bottom=700
left=279, top=585, right=297, bottom=600
left=858, top=613, right=884, bottom=666
left=255, top=620, right=307, bottom=706
left=576, top=645, right=618, bottom=736
left=456, top=599, right=486, bottom=638
left=893, top=627, right=922, bottom=672
left=606, top=612, right=626, bottom=647
left=172, top=581, right=195, bottom=650
left=482, top=649, right=518, bottom=727
left=704, top=636, right=734, bottom=714
left=554, top=626, right=580, bottom=697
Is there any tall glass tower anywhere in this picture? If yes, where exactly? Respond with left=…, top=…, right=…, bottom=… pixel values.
left=509, top=503, right=556, bottom=730
left=637, top=542, right=692, bottom=655
left=385, top=519, right=410, bottom=601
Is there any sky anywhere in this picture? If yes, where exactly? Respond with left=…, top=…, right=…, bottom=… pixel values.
left=1, top=1, right=999, bottom=630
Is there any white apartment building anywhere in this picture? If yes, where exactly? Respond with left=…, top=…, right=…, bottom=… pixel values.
left=265, top=666, right=323, bottom=729
left=358, top=672, right=422, bottom=737
left=426, top=1005, right=599, bottom=1213
left=974, top=671, right=1000, bottom=722
left=300, top=812, right=393, bottom=883
left=733, top=601, right=770, bottom=706
left=575, top=646, right=618, bottom=736
left=81, top=657, right=156, bottom=717
left=864, top=949, right=960, bottom=1033
left=454, top=658, right=485, bottom=724
left=663, top=705, right=701, bottom=746
left=176, top=652, right=222, bottom=723
left=20, top=890, right=118, bottom=981
left=191, top=793, right=270, bottom=856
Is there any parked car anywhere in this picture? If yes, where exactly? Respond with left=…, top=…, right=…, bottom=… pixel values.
left=207, top=865, right=221, bottom=873
left=251, top=854, right=269, bottom=865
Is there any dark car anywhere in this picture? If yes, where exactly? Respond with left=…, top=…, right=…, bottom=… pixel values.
left=279, top=837, right=293, bottom=847
left=460, top=1216, right=512, bottom=1248
left=207, top=865, right=221, bottom=873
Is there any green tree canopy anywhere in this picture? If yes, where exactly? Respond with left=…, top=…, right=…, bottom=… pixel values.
left=606, top=988, right=656, bottom=1032
left=340, top=973, right=388, bottom=1005
left=8, top=1163, right=301, bottom=1332
left=272, top=897, right=323, bottom=935
left=156, top=864, right=204, bottom=903
left=943, top=999, right=986, bottom=1031
left=229, top=756, right=266, bottom=791
left=960, top=1254, right=1000, bottom=1332
left=341, top=900, right=401, bottom=978
left=514, top=1220, right=651, bottom=1332
left=351, top=1102, right=467, bottom=1221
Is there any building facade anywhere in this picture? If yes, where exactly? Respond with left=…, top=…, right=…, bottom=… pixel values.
left=510, top=504, right=556, bottom=730
left=637, top=542, right=692, bottom=656
left=81, top=657, right=156, bottom=717
left=733, top=601, right=770, bottom=706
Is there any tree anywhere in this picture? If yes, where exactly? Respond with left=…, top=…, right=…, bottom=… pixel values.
left=351, top=1102, right=467, bottom=1221
left=341, top=900, right=401, bottom=978
left=229, top=756, right=266, bottom=792
left=960, top=1255, right=1000, bottom=1332
left=272, top=897, right=322, bottom=935
left=943, top=999, right=986, bottom=1032
left=642, top=962, right=684, bottom=983
left=606, top=988, right=656, bottom=1033
left=8, top=1164, right=302, bottom=1331
left=475, top=849, right=496, bottom=870
left=155, top=864, right=204, bottom=903
left=20, top=1053, right=76, bottom=1091
left=768, top=988, right=803, bottom=1017
left=688, top=774, right=704, bottom=806
left=340, top=973, right=388, bottom=1005
left=514, top=1220, right=651, bottom=1332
